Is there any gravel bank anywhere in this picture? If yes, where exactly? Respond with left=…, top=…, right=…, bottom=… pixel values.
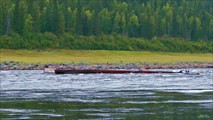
left=1, top=61, right=212, bottom=70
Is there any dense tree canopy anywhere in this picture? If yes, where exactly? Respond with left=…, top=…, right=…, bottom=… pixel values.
left=1, top=0, right=212, bottom=40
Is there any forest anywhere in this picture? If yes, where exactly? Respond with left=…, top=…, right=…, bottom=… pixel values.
left=0, top=0, right=212, bottom=52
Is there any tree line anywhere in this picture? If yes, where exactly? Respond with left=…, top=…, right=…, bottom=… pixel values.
left=1, top=0, right=212, bottom=40
left=0, top=0, right=212, bottom=52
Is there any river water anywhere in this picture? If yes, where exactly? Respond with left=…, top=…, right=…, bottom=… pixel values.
left=0, top=68, right=212, bottom=119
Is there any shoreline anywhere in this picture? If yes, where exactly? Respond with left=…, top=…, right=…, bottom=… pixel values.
left=1, top=61, right=212, bottom=70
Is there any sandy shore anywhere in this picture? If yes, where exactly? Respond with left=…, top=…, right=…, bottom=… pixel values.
left=1, top=61, right=213, bottom=70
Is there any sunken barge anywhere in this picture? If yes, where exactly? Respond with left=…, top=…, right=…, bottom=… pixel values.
left=44, top=66, right=185, bottom=74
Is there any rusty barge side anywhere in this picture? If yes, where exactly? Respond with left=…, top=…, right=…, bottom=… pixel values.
left=54, top=69, right=177, bottom=74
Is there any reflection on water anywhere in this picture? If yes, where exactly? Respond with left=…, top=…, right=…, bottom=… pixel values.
left=0, top=68, right=212, bottom=119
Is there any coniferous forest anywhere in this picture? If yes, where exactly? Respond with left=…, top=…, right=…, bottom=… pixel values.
left=0, top=0, right=212, bottom=52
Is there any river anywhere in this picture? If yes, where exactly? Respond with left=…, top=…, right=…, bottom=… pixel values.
left=0, top=68, right=212, bottom=119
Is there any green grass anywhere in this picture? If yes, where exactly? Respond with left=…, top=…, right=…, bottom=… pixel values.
left=0, top=49, right=212, bottom=64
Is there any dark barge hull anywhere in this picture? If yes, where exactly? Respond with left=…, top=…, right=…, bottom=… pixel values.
left=54, top=69, right=179, bottom=74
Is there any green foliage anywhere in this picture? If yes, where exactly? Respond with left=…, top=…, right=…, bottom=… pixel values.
left=0, top=34, right=212, bottom=53
left=0, top=0, right=212, bottom=40
left=0, top=0, right=212, bottom=52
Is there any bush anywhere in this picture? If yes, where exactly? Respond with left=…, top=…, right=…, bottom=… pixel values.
left=0, top=33, right=212, bottom=53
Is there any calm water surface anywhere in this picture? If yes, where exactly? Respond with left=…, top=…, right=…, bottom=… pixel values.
left=0, top=68, right=212, bottom=119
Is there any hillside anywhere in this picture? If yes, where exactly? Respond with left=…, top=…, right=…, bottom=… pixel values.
left=0, top=0, right=212, bottom=52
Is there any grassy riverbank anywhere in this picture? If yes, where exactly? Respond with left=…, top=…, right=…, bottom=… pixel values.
left=0, top=49, right=212, bottom=64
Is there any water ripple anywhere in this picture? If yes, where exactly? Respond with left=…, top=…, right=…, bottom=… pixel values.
left=0, top=68, right=212, bottom=119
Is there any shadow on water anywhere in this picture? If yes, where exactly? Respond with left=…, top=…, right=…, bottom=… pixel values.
left=0, top=68, right=213, bottom=119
